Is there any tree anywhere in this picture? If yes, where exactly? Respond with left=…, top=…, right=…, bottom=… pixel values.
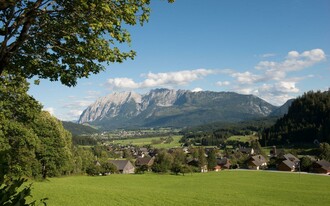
left=152, top=150, right=173, bottom=173
left=99, top=160, right=117, bottom=175
left=197, top=147, right=207, bottom=169
left=319, top=142, right=330, bottom=161
left=33, top=111, right=74, bottom=178
left=251, top=140, right=266, bottom=156
left=0, top=0, right=174, bottom=86
left=300, top=156, right=313, bottom=172
left=0, top=73, right=42, bottom=177
left=207, top=149, right=217, bottom=170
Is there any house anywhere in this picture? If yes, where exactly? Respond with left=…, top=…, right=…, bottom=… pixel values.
left=216, top=157, right=231, bottom=169
left=135, top=156, right=155, bottom=168
left=247, top=155, right=267, bottom=170
left=213, top=165, right=221, bottom=172
left=278, top=159, right=296, bottom=172
left=277, top=153, right=300, bottom=172
left=312, top=160, right=330, bottom=174
left=238, top=147, right=254, bottom=155
left=137, top=147, right=149, bottom=157
left=109, top=160, right=135, bottom=174
left=283, top=153, right=300, bottom=164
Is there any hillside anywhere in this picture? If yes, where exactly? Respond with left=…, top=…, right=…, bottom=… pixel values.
left=262, top=90, right=330, bottom=145
left=62, top=121, right=98, bottom=135
left=268, top=99, right=294, bottom=117
left=78, top=89, right=277, bottom=130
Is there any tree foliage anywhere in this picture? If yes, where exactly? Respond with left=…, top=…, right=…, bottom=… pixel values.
left=319, top=142, right=330, bottom=161
left=0, top=0, right=174, bottom=86
left=262, top=90, right=330, bottom=145
left=152, top=149, right=173, bottom=173
left=0, top=176, right=47, bottom=206
left=0, top=73, right=78, bottom=178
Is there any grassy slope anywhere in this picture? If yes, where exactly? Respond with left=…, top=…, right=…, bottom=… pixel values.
left=226, top=135, right=258, bottom=143
left=112, top=135, right=182, bottom=149
left=30, top=171, right=330, bottom=206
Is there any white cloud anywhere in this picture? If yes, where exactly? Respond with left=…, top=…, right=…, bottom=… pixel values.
left=107, top=77, right=139, bottom=89
left=107, top=69, right=217, bottom=90
left=232, top=86, right=256, bottom=95
left=229, top=49, right=326, bottom=104
left=67, top=110, right=83, bottom=119
left=84, top=90, right=102, bottom=100
left=216, top=81, right=230, bottom=87
left=43, top=107, right=55, bottom=115
left=255, top=48, right=326, bottom=73
left=192, top=87, right=203, bottom=92
left=63, top=100, right=93, bottom=109
left=231, top=71, right=262, bottom=84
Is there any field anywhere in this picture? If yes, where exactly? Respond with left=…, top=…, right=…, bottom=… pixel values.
left=30, top=171, right=330, bottom=206
left=112, top=135, right=182, bottom=148
left=226, top=135, right=258, bottom=143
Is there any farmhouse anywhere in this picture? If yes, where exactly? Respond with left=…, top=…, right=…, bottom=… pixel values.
left=247, top=155, right=267, bottom=170
left=283, top=153, right=300, bottom=164
left=216, top=157, right=231, bottom=169
left=277, top=153, right=300, bottom=172
left=135, top=156, right=155, bottom=168
left=278, top=159, right=296, bottom=172
left=312, top=160, right=330, bottom=175
left=109, top=160, right=135, bottom=174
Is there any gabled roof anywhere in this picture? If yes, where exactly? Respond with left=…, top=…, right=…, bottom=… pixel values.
left=283, top=153, right=300, bottom=163
left=249, top=155, right=267, bottom=166
left=109, top=160, right=134, bottom=171
left=315, top=160, right=330, bottom=169
left=135, top=156, right=154, bottom=166
left=281, top=159, right=295, bottom=169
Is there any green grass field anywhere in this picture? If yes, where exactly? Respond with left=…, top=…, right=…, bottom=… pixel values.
left=112, top=135, right=182, bottom=149
left=30, top=170, right=330, bottom=206
left=226, top=135, right=258, bottom=143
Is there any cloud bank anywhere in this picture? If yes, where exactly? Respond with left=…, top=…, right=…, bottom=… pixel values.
left=107, top=69, right=218, bottom=90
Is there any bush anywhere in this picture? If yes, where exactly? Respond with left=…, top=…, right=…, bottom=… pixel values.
left=0, top=175, right=47, bottom=206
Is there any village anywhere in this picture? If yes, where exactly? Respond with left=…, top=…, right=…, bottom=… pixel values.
left=91, top=141, right=330, bottom=176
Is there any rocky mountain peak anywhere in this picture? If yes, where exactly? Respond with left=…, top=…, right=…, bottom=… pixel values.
left=78, top=88, right=278, bottom=130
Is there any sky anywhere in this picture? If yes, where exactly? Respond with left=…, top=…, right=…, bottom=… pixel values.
left=28, top=0, right=330, bottom=121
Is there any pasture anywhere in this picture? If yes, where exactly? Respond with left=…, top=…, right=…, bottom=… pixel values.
left=226, top=135, right=258, bottom=143
left=112, top=135, right=182, bottom=149
left=30, top=170, right=330, bottom=206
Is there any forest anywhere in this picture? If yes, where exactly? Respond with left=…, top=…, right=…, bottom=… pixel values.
left=261, top=90, right=330, bottom=146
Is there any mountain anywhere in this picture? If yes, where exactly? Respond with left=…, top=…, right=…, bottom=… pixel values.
left=62, top=121, right=99, bottom=135
left=78, top=88, right=278, bottom=130
left=268, top=99, right=294, bottom=117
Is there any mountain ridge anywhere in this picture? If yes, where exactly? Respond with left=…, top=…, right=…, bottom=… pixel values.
left=78, top=88, right=279, bottom=130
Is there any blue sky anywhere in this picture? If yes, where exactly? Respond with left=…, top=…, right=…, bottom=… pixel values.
left=28, top=0, right=330, bottom=121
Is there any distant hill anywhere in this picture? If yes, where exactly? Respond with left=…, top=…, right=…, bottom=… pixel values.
left=78, top=88, right=278, bottom=130
left=262, top=90, right=330, bottom=145
left=268, top=99, right=294, bottom=117
left=62, top=121, right=98, bottom=135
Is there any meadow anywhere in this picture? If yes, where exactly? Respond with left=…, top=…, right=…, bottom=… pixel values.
left=30, top=170, right=330, bottom=206
left=112, top=135, right=182, bottom=149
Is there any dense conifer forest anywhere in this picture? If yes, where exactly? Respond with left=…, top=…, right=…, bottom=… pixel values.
left=261, top=90, right=330, bottom=146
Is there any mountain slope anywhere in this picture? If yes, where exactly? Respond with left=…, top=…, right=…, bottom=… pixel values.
left=262, top=90, right=330, bottom=145
left=78, top=89, right=277, bottom=130
left=268, top=99, right=294, bottom=117
left=62, top=121, right=98, bottom=135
